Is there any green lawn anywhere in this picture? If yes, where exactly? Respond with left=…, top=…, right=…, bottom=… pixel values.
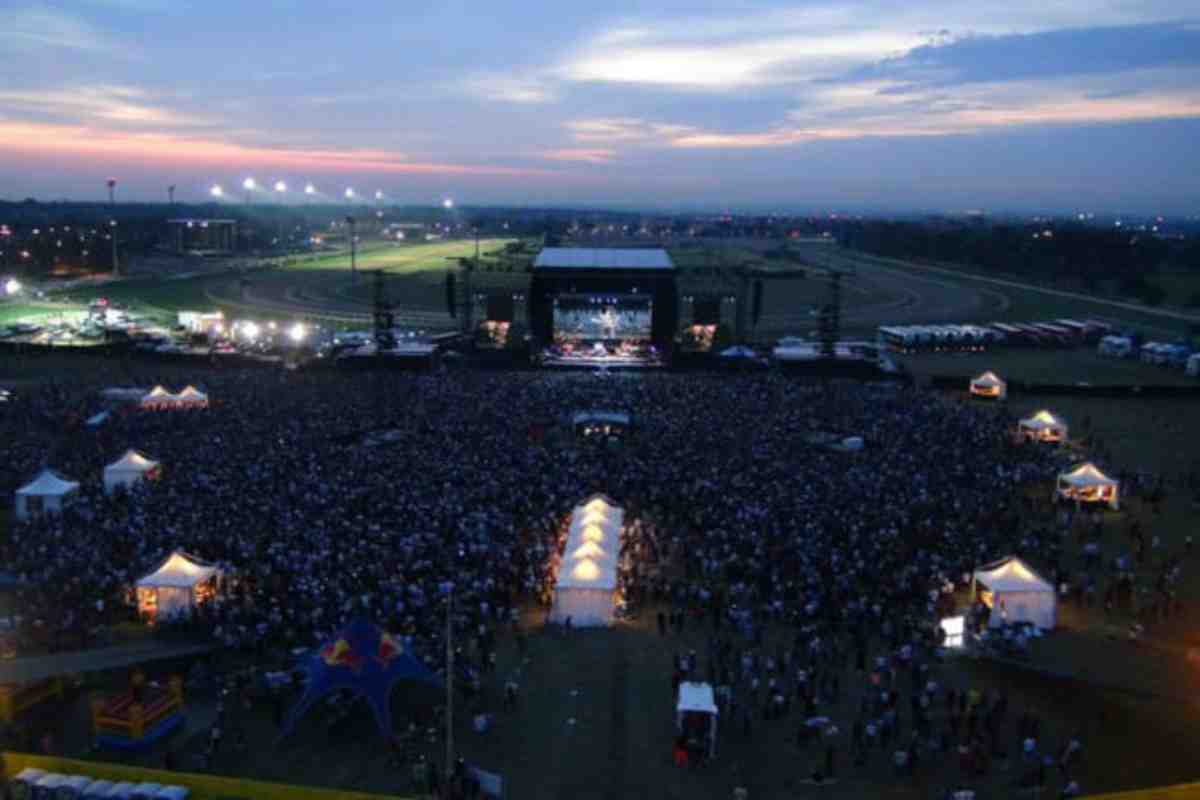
left=285, top=239, right=516, bottom=273
left=1149, top=270, right=1200, bottom=308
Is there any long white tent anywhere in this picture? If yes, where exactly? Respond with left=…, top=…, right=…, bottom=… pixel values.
left=973, top=556, right=1056, bottom=629
left=550, top=495, right=623, bottom=627
left=103, top=450, right=160, bottom=495
left=15, top=469, right=80, bottom=520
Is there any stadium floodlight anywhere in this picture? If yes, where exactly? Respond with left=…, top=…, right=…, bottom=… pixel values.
left=243, top=178, right=256, bottom=191
left=210, top=185, right=224, bottom=198
left=375, top=190, right=383, bottom=201
left=344, top=187, right=356, bottom=199
left=4, top=278, right=20, bottom=296
left=289, top=322, right=306, bottom=342
left=442, top=197, right=454, bottom=209
left=305, top=183, right=316, bottom=195
left=242, top=321, right=260, bottom=340
left=274, top=180, right=287, bottom=193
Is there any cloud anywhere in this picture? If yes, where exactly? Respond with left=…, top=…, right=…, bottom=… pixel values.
left=459, top=75, right=557, bottom=104
left=0, top=85, right=210, bottom=128
left=565, top=118, right=698, bottom=143
left=1, top=7, right=126, bottom=55
left=540, top=148, right=616, bottom=164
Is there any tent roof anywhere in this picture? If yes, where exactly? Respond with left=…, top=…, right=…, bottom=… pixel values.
left=177, top=385, right=207, bottom=399
left=678, top=682, right=719, bottom=715
left=137, top=550, right=219, bottom=589
left=720, top=345, right=757, bottom=358
left=572, top=410, right=630, bottom=426
left=1021, top=409, right=1065, bottom=428
left=971, top=371, right=1004, bottom=386
left=16, top=468, right=79, bottom=497
left=106, top=449, right=159, bottom=473
left=146, top=386, right=173, bottom=397
left=1059, top=462, right=1117, bottom=487
left=974, top=556, right=1053, bottom=594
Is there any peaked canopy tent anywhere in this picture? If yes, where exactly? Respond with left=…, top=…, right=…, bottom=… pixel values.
left=136, top=551, right=221, bottom=621
left=103, top=450, right=160, bottom=495
left=1057, top=462, right=1120, bottom=509
left=140, top=386, right=179, bottom=410
left=281, top=618, right=443, bottom=743
left=973, top=556, right=1056, bottom=629
left=969, top=371, right=1007, bottom=400
left=550, top=494, right=624, bottom=627
left=1018, top=410, right=1068, bottom=443
left=174, top=386, right=209, bottom=408
left=14, top=469, right=80, bottom=520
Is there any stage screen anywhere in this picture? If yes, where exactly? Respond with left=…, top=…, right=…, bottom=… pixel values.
left=553, top=295, right=652, bottom=341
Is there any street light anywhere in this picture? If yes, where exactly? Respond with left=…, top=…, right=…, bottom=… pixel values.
left=344, top=187, right=356, bottom=201
left=442, top=197, right=454, bottom=210
left=274, top=180, right=287, bottom=194
left=210, top=185, right=224, bottom=198
left=305, top=183, right=316, bottom=196
left=243, top=177, right=256, bottom=205
left=4, top=278, right=20, bottom=296
left=375, top=190, right=384, bottom=201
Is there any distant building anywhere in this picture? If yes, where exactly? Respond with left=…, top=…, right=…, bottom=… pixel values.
left=166, top=219, right=236, bottom=254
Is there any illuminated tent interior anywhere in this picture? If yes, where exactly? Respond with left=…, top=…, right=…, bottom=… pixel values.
left=969, top=371, right=1007, bottom=400
left=103, top=450, right=160, bottom=495
left=1018, top=410, right=1068, bottom=443
left=175, top=386, right=209, bottom=408
left=136, top=550, right=221, bottom=621
left=551, top=494, right=623, bottom=626
left=14, top=469, right=80, bottom=520
left=1057, top=462, right=1120, bottom=509
left=140, top=385, right=180, bottom=409
left=973, top=556, right=1056, bottom=629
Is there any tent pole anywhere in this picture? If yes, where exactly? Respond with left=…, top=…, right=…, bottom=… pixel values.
left=446, top=586, right=454, bottom=789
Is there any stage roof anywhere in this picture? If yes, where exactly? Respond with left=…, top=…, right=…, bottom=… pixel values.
left=534, top=248, right=674, bottom=271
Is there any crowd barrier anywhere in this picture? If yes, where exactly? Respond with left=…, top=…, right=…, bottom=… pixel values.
left=0, top=678, right=63, bottom=723
left=931, top=376, right=1200, bottom=398
left=2, top=753, right=410, bottom=800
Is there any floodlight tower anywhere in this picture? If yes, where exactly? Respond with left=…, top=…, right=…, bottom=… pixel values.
left=242, top=177, right=256, bottom=204
left=305, top=183, right=316, bottom=205
left=346, top=216, right=357, bottom=279
left=106, top=178, right=118, bottom=277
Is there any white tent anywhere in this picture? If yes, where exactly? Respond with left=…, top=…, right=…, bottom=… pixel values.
left=175, top=386, right=209, bottom=408
left=973, top=556, right=1056, bottom=630
left=140, top=386, right=179, bottom=410
left=550, top=494, right=623, bottom=627
left=103, top=450, right=160, bottom=495
left=1018, top=410, right=1068, bottom=443
left=969, top=371, right=1007, bottom=400
left=1057, top=462, right=1120, bottom=509
left=14, top=469, right=80, bottom=520
left=719, top=345, right=757, bottom=359
left=136, top=550, right=221, bottom=620
left=676, top=682, right=719, bottom=757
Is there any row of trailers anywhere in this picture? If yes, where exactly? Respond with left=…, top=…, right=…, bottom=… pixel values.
left=877, top=319, right=1111, bottom=353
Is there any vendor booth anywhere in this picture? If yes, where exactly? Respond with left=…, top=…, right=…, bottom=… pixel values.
left=1057, top=462, right=1120, bottom=509
left=103, top=450, right=160, bottom=495
left=676, top=682, right=718, bottom=759
left=174, top=386, right=208, bottom=408
left=139, top=386, right=179, bottom=410
left=136, top=551, right=221, bottom=621
left=973, top=556, right=1056, bottom=630
left=1018, top=410, right=1068, bottom=443
left=969, top=371, right=1007, bottom=400
left=14, top=468, right=80, bottom=520
left=550, top=494, right=623, bottom=627
left=572, top=411, right=631, bottom=440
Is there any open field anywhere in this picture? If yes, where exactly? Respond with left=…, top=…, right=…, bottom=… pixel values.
left=286, top=238, right=515, bottom=273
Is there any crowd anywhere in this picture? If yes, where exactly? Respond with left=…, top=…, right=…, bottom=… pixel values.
left=0, top=364, right=1185, bottom=796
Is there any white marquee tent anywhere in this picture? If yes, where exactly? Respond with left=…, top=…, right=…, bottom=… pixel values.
left=1018, top=410, right=1068, bottom=443
left=969, top=371, right=1007, bottom=400
left=1057, top=462, right=1120, bottom=509
left=140, top=385, right=179, bottom=409
left=103, top=450, right=160, bottom=495
left=14, top=469, right=80, bottom=520
left=973, top=556, right=1056, bottom=629
left=136, top=550, right=221, bottom=620
left=175, top=386, right=209, bottom=408
left=550, top=495, right=623, bottom=627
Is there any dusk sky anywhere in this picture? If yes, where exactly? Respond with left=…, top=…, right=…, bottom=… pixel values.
left=2, top=0, right=1198, bottom=212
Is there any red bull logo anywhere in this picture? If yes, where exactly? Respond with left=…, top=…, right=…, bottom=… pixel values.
left=320, top=638, right=365, bottom=673
left=376, top=632, right=404, bottom=667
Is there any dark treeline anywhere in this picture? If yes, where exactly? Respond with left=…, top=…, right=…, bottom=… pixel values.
left=838, top=219, right=1200, bottom=306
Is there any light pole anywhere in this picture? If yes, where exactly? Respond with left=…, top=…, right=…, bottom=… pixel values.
left=305, top=183, right=316, bottom=205
left=274, top=182, right=288, bottom=246
left=210, top=185, right=224, bottom=200
left=242, top=177, right=256, bottom=205
left=344, top=187, right=355, bottom=206
left=168, top=185, right=176, bottom=205
left=106, top=178, right=118, bottom=277
left=346, top=216, right=357, bottom=279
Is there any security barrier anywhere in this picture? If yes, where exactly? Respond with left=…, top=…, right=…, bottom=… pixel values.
left=2, top=752, right=410, bottom=800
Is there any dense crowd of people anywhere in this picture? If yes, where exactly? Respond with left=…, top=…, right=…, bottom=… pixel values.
left=0, top=363, right=1185, bottom=796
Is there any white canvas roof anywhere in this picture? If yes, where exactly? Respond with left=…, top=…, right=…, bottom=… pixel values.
left=972, top=371, right=1004, bottom=387
left=573, top=411, right=630, bottom=426
left=1020, top=410, right=1065, bottom=429
left=556, top=495, right=623, bottom=591
left=177, top=386, right=207, bottom=401
left=677, top=682, right=719, bottom=715
left=1058, top=462, right=1117, bottom=488
left=137, top=550, right=219, bottom=589
left=534, top=248, right=674, bottom=271
left=974, top=556, right=1053, bottom=594
left=16, top=469, right=79, bottom=497
left=107, top=450, right=159, bottom=473
left=720, top=345, right=757, bottom=358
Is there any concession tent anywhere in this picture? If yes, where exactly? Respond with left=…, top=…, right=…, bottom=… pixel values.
left=1018, top=410, right=1068, bottom=443
left=175, top=386, right=208, bottom=408
left=140, top=386, right=179, bottom=409
left=969, top=371, right=1007, bottom=400
left=973, top=556, right=1056, bottom=629
left=136, top=550, right=220, bottom=620
left=550, top=494, right=623, bottom=627
left=676, top=681, right=719, bottom=758
left=103, top=450, right=160, bottom=495
left=1057, top=462, right=1120, bottom=509
left=14, top=468, right=80, bottom=520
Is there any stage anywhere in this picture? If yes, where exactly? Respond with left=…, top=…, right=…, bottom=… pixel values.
left=540, top=352, right=662, bottom=369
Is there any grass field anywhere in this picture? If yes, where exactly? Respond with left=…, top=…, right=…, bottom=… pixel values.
left=286, top=239, right=515, bottom=273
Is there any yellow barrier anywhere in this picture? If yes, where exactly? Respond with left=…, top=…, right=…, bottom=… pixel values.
left=2, top=752, right=413, bottom=800
left=1085, top=785, right=1200, bottom=800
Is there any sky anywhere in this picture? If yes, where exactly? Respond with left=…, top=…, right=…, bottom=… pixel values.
left=1, top=0, right=1198, bottom=213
